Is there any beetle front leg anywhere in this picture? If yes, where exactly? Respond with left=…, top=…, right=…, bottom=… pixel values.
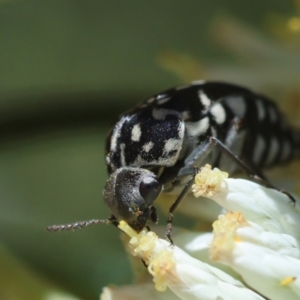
left=166, top=171, right=197, bottom=244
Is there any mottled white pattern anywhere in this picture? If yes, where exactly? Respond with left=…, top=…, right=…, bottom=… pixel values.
left=268, top=106, right=278, bottom=123
left=133, top=145, right=180, bottom=167
left=210, top=103, right=226, bottom=124
left=253, top=135, right=266, bottom=164
left=131, top=124, right=183, bottom=168
left=255, top=99, right=265, bottom=121
left=110, top=132, right=118, bottom=152
left=152, top=108, right=178, bottom=120
left=281, top=140, right=291, bottom=162
left=164, top=138, right=181, bottom=153
left=110, top=117, right=126, bottom=151
left=142, top=141, right=154, bottom=152
left=198, top=90, right=211, bottom=110
left=131, top=124, right=142, bottom=142
left=133, top=153, right=171, bottom=167
left=157, top=97, right=171, bottom=105
left=120, top=143, right=126, bottom=166
left=265, top=137, right=279, bottom=165
left=186, top=117, right=209, bottom=137
left=224, top=96, right=246, bottom=118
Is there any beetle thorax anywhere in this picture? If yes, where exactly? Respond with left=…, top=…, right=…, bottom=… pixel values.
left=106, top=108, right=185, bottom=172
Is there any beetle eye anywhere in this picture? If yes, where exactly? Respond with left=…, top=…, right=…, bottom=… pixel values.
left=139, top=177, right=162, bottom=205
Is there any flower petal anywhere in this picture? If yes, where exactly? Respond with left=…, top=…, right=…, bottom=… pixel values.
left=211, top=212, right=300, bottom=300
left=118, top=221, right=265, bottom=300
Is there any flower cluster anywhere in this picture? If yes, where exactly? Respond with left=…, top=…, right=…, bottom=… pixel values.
left=101, top=165, right=300, bottom=300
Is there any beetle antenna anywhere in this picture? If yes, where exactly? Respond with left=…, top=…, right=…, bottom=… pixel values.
left=46, top=216, right=116, bottom=232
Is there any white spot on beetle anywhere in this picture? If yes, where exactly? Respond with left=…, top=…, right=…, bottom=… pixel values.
left=142, top=141, right=154, bottom=152
left=224, top=96, right=246, bottom=118
left=110, top=132, right=118, bottom=152
left=178, top=122, right=185, bottom=140
left=255, top=99, right=265, bottom=121
left=131, top=124, right=142, bottom=142
left=210, top=103, right=226, bottom=124
left=157, top=97, right=171, bottom=105
left=164, top=138, right=181, bottom=153
left=120, top=143, right=126, bottom=166
left=198, top=90, right=211, bottom=110
left=265, top=137, right=279, bottom=166
left=156, top=94, right=167, bottom=100
left=110, top=117, right=126, bottom=151
left=186, top=117, right=209, bottom=137
left=253, top=135, right=266, bottom=164
left=152, top=108, right=178, bottom=120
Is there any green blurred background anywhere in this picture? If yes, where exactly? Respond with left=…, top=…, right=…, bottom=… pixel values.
left=1, top=0, right=300, bottom=299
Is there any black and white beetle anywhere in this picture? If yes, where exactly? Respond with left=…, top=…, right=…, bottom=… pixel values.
left=47, top=81, right=300, bottom=242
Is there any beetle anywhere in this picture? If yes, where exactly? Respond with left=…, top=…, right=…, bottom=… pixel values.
left=47, top=81, right=299, bottom=242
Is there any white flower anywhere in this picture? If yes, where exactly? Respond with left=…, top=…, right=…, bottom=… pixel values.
left=115, top=221, right=264, bottom=300
left=210, top=212, right=300, bottom=300
left=197, top=165, right=300, bottom=300
left=101, top=165, right=300, bottom=300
